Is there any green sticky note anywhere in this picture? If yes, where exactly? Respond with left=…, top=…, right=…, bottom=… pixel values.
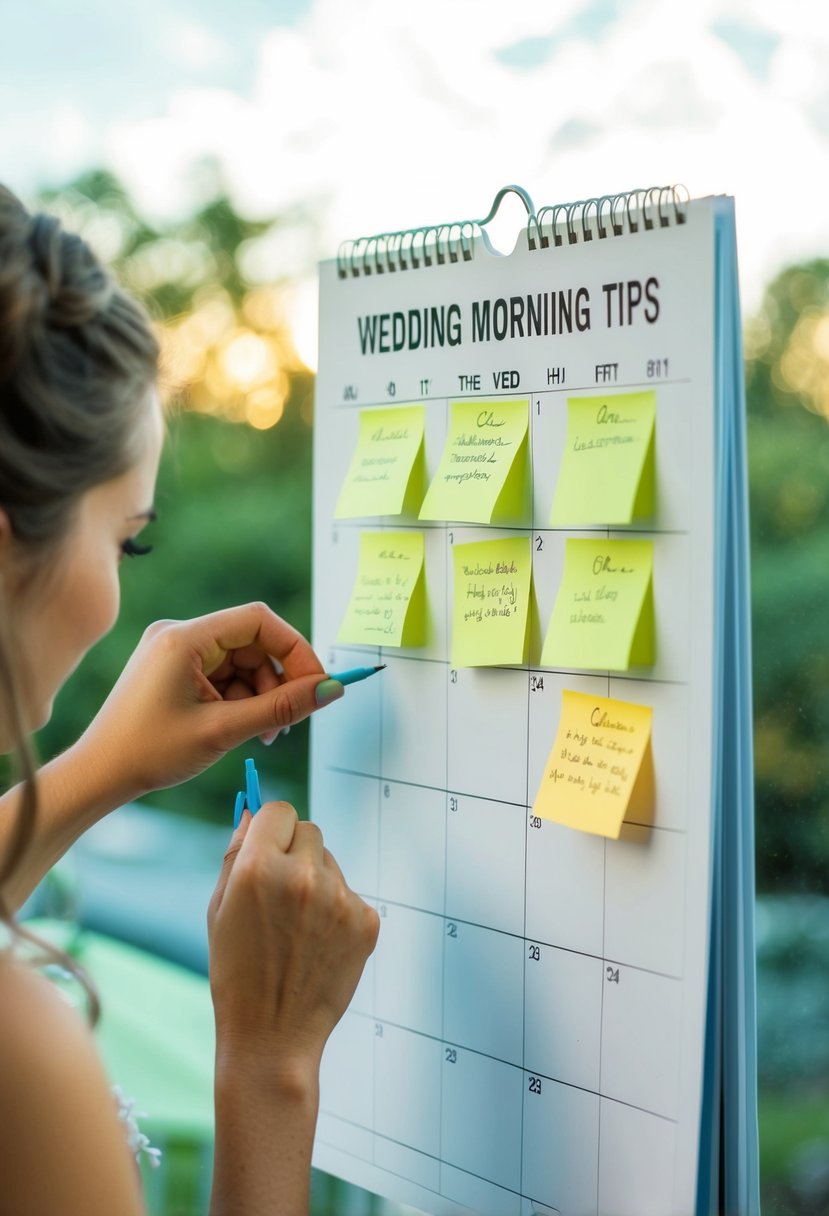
left=419, top=399, right=529, bottom=523
left=550, top=391, right=656, bottom=525
left=541, top=538, right=654, bottom=670
left=452, top=536, right=532, bottom=667
left=335, top=405, right=425, bottom=518
left=338, top=531, right=425, bottom=647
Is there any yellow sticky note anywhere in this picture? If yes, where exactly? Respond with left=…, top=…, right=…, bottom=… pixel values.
left=532, top=690, right=654, bottom=838
left=338, top=532, right=425, bottom=647
left=419, top=399, right=529, bottom=523
left=452, top=536, right=532, bottom=667
left=335, top=405, right=425, bottom=518
left=541, top=539, right=654, bottom=670
left=550, top=391, right=656, bottom=524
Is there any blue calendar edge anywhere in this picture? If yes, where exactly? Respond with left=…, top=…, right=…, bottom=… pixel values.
left=695, top=196, right=761, bottom=1216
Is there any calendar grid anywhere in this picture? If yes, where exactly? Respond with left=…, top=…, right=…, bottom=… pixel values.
left=313, top=203, right=719, bottom=1214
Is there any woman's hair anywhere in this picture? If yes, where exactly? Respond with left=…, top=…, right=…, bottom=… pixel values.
left=0, top=184, right=159, bottom=1017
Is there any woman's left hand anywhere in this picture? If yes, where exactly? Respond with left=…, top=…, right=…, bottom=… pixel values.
left=75, top=602, right=340, bottom=803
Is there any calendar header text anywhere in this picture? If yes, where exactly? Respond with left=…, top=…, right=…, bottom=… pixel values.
left=356, top=277, right=660, bottom=355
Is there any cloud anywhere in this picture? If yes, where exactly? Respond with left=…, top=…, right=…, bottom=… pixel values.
left=101, top=0, right=829, bottom=312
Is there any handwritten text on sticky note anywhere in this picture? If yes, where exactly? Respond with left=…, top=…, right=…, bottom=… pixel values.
left=550, top=391, right=656, bottom=525
left=533, top=691, right=654, bottom=838
left=337, top=531, right=425, bottom=647
left=335, top=405, right=425, bottom=518
left=451, top=536, right=532, bottom=667
left=419, top=399, right=528, bottom=523
left=541, top=538, right=654, bottom=670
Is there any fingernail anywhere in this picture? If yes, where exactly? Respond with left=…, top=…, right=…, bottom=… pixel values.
left=315, top=678, right=344, bottom=708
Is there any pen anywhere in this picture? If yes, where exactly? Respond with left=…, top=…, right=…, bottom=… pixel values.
left=328, top=664, right=386, bottom=687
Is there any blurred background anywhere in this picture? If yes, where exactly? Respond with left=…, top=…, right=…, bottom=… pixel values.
left=4, top=1, right=829, bottom=1212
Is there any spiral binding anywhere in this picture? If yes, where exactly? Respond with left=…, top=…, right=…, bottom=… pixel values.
left=337, top=184, right=689, bottom=278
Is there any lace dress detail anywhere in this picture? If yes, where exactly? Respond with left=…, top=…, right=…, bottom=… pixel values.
left=112, top=1085, right=162, bottom=1169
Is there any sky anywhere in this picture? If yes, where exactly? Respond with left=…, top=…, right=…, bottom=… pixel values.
left=2, top=0, right=828, bottom=344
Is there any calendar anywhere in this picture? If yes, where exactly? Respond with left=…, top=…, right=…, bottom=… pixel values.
left=309, top=188, right=758, bottom=1216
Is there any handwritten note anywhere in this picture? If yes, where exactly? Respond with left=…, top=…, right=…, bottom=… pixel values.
left=335, top=405, right=425, bottom=518
left=532, top=690, right=654, bottom=838
left=337, top=531, right=425, bottom=647
left=451, top=536, right=532, bottom=667
left=550, top=391, right=656, bottom=524
left=419, top=398, right=529, bottom=523
left=541, top=538, right=654, bottom=670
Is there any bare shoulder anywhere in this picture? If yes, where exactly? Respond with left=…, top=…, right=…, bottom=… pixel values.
left=0, top=952, right=145, bottom=1216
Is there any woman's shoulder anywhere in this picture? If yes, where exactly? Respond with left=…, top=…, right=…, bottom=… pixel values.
left=0, top=948, right=102, bottom=1126
left=0, top=950, right=145, bottom=1215
left=0, top=948, right=89, bottom=1062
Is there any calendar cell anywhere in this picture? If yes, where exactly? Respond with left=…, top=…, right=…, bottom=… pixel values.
left=312, top=768, right=378, bottom=899
left=445, top=794, right=525, bottom=936
left=381, top=654, right=448, bottom=790
left=312, top=645, right=381, bottom=776
left=600, top=967, right=682, bottom=1119
left=374, top=1023, right=442, bottom=1158
left=440, top=1048, right=523, bottom=1196
left=379, top=781, right=446, bottom=914
left=523, top=944, right=603, bottom=1092
left=597, top=1099, right=677, bottom=1216
left=312, top=769, right=379, bottom=898
left=373, top=1139, right=441, bottom=1195
left=441, top=1163, right=521, bottom=1216
left=521, top=1075, right=599, bottom=1216
left=447, top=663, right=529, bottom=807
left=374, top=904, right=444, bottom=1038
left=314, top=1112, right=373, bottom=1164
left=604, top=826, right=686, bottom=977
left=530, top=391, right=567, bottom=531
left=443, top=922, right=524, bottom=1066
left=524, top=817, right=605, bottom=959
left=319, top=1010, right=374, bottom=1130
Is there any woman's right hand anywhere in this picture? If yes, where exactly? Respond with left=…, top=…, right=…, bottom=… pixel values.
left=207, top=801, right=379, bottom=1081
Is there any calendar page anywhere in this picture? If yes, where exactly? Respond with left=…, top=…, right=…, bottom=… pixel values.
left=310, top=196, right=718, bottom=1216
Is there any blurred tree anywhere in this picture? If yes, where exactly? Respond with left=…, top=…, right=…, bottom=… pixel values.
left=746, top=259, right=829, bottom=891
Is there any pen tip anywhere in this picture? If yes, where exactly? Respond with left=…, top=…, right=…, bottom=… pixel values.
left=375, top=664, right=387, bottom=671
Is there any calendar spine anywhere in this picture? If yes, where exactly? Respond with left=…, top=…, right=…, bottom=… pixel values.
left=337, top=184, right=688, bottom=278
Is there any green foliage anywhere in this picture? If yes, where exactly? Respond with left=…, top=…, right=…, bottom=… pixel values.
left=746, top=259, right=829, bottom=892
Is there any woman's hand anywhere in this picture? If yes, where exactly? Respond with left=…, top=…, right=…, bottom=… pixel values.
left=206, top=803, right=379, bottom=1214
left=208, top=801, right=380, bottom=1073
left=76, top=602, right=341, bottom=805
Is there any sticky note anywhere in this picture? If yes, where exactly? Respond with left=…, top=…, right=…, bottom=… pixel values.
left=452, top=536, right=532, bottom=667
left=419, top=399, right=529, bottom=523
left=550, top=391, right=656, bottom=524
left=541, top=538, right=654, bottom=670
left=338, top=531, right=425, bottom=647
left=335, top=405, right=426, bottom=518
left=532, top=690, right=654, bottom=838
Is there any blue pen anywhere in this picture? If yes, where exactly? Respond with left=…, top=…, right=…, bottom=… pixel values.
left=329, top=664, right=386, bottom=687
left=232, top=757, right=263, bottom=827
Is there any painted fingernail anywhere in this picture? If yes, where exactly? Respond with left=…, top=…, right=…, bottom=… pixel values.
left=315, top=678, right=345, bottom=707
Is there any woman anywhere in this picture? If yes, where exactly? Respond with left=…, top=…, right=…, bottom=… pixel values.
left=0, top=184, right=379, bottom=1215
